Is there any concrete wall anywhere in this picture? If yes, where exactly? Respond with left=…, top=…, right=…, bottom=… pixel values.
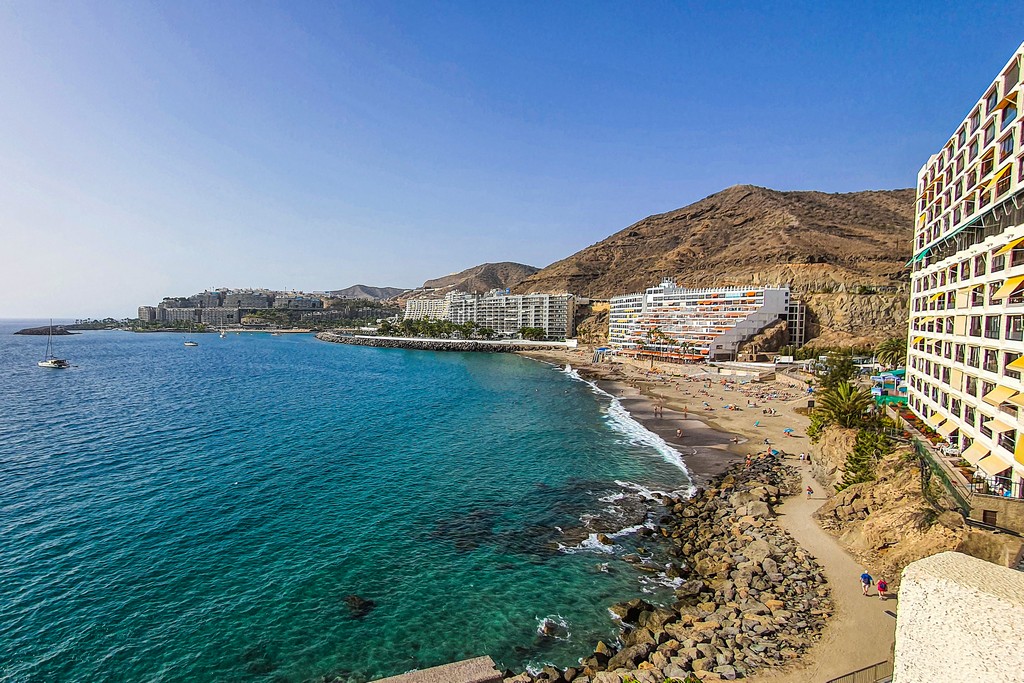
left=893, top=551, right=1024, bottom=682
left=371, top=656, right=502, bottom=683
left=969, top=494, right=1024, bottom=535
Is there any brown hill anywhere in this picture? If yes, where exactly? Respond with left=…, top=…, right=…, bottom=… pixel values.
left=417, top=262, right=539, bottom=295
left=516, top=185, right=916, bottom=345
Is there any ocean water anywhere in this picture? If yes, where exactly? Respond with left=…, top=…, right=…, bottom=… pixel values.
left=0, top=321, right=690, bottom=682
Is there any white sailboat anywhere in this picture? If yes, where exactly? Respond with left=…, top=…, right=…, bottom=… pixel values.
left=37, top=320, right=70, bottom=369
left=184, top=322, right=199, bottom=347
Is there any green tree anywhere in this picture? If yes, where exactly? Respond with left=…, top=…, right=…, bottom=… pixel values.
left=835, top=430, right=892, bottom=491
left=520, top=327, right=547, bottom=341
left=816, top=352, right=858, bottom=391
left=875, top=337, right=907, bottom=369
left=815, top=381, right=874, bottom=429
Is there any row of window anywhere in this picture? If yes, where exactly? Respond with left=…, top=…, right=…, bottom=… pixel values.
left=914, top=247, right=1024, bottom=293
left=910, top=342, right=1022, bottom=378
left=911, top=313, right=1024, bottom=342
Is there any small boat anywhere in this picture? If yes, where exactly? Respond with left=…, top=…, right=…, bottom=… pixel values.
left=38, top=320, right=70, bottom=369
left=184, top=323, right=199, bottom=347
left=219, top=328, right=226, bottom=339
left=271, top=331, right=280, bottom=336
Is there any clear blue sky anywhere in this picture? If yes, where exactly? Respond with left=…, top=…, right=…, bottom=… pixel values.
left=1, top=1, right=1022, bottom=318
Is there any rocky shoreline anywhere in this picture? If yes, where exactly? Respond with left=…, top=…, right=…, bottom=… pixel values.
left=502, top=454, right=833, bottom=683
left=316, top=332, right=558, bottom=353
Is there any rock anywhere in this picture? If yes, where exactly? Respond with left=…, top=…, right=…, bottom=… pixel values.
left=596, top=533, right=614, bottom=545
left=606, top=643, right=653, bottom=671
left=343, top=594, right=375, bottom=618
left=744, top=539, right=772, bottom=563
left=715, top=664, right=738, bottom=680
left=746, top=501, right=771, bottom=518
left=609, top=599, right=653, bottom=624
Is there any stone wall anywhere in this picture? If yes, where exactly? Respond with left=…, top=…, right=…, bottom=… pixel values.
left=315, top=333, right=558, bottom=353
left=372, top=656, right=502, bottom=683
left=893, top=552, right=1024, bottom=682
left=969, top=495, right=1024, bottom=536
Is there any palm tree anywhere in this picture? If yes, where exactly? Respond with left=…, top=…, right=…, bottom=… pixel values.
left=875, top=337, right=907, bottom=369
left=816, top=381, right=874, bottom=428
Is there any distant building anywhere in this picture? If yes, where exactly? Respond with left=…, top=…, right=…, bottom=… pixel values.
left=404, top=293, right=460, bottom=321
left=906, top=43, right=1024, bottom=491
left=223, top=292, right=271, bottom=309
left=137, top=306, right=157, bottom=322
left=608, top=280, right=796, bottom=361
left=200, top=307, right=242, bottom=327
left=448, top=291, right=575, bottom=340
left=189, top=291, right=222, bottom=308
left=273, top=295, right=323, bottom=310
left=160, top=307, right=199, bottom=324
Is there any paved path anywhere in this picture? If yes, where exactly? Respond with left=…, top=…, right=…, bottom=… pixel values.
left=744, top=463, right=897, bottom=682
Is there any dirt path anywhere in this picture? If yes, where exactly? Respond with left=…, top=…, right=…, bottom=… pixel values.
left=744, top=462, right=897, bottom=682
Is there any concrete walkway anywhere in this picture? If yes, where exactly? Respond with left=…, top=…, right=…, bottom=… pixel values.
left=744, top=463, right=897, bottom=682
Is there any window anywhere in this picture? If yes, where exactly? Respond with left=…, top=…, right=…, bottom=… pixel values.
left=993, top=254, right=1007, bottom=272
left=1003, top=105, right=1017, bottom=131
left=959, top=128, right=967, bottom=147
left=985, top=316, right=1001, bottom=340
left=987, top=89, right=999, bottom=114
left=999, top=429, right=1016, bottom=454
left=1007, top=315, right=1024, bottom=341
left=984, top=348, right=999, bottom=371
left=968, top=344, right=981, bottom=366
left=997, top=172, right=1012, bottom=197
left=961, top=261, right=971, bottom=279
left=955, top=344, right=966, bottom=363
left=970, top=139, right=980, bottom=160
left=965, top=405, right=977, bottom=426
left=985, top=123, right=996, bottom=145
left=1000, top=132, right=1015, bottom=160
left=1007, top=353, right=1023, bottom=381
left=974, top=255, right=988, bottom=277
left=971, top=109, right=981, bottom=132
left=1006, top=60, right=1021, bottom=91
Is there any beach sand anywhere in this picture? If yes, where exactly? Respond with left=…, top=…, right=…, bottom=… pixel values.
left=519, top=348, right=896, bottom=681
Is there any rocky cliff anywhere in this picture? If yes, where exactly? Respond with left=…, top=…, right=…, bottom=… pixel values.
left=516, top=185, right=915, bottom=346
left=416, top=262, right=538, bottom=296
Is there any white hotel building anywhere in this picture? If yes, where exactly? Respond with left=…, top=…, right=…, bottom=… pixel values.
left=609, top=280, right=796, bottom=361
left=906, top=43, right=1024, bottom=490
left=404, top=290, right=575, bottom=340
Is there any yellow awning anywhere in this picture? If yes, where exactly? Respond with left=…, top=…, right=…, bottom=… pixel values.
left=983, top=417, right=1016, bottom=433
left=986, top=163, right=1013, bottom=191
left=929, top=292, right=944, bottom=302
left=937, top=421, right=959, bottom=437
left=962, top=441, right=990, bottom=465
left=995, top=235, right=1024, bottom=256
left=977, top=453, right=1013, bottom=477
left=1015, top=433, right=1024, bottom=466
left=926, top=412, right=947, bottom=427
left=912, top=336, right=925, bottom=346
left=994, top=275, right=1024, bottom=299
left=983, top=385, right=1018, bottom=406
left=1007, top=355, right=1024, bottom=372
left=1009, top=393, right=1024, bottom=409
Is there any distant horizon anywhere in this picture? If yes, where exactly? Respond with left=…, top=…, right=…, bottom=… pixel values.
left=2, top=2, right=1022, bottom=318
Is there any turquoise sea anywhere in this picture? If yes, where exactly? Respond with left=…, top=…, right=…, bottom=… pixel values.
left=0, top=321, right=690, bottom=682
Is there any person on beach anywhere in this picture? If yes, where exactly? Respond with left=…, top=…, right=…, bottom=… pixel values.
left=675, top=428, right=682, bottom=438
left=683, top=405, right=688, bottom=418
left=877, top=578, right=888, bottom=600
left=806, top=485, right=814, bottom=499
left=860, top=571, right=874, bottom=595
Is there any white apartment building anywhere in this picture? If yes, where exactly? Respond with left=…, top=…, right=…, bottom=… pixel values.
left=609, top=280, right=795, bottom=361
left=906, top=43, right=1024, bottom=491
left=448, top=291, right=575, bottom=340
left=403, top=294, right=456, bottom=321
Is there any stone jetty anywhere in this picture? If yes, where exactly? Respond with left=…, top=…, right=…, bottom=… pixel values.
left=315, top=333, right=559, bottom=353
left=504, top=454, right=833, bottom=682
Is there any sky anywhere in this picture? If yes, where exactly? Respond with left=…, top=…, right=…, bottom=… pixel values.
left=1, top=2, right=1022, bottom=318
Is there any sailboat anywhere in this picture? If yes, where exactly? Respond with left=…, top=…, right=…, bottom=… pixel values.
left=37, top=320, right=70, bottom=369
left=184, top=322, right=199, bottom=347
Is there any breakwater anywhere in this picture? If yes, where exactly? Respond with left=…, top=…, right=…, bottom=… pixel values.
left=315, top=332, right=560, bottom=353
left=504, top=454, right=833, bottom=683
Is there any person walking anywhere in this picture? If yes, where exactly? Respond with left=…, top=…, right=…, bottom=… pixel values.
left=805, top=485, right=814, bottom=499
left=860, top=571, right=874, bottom=596
left=877, top=578, right=888, bottom=600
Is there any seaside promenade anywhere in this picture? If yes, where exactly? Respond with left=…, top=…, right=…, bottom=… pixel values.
left=520, top=348, right=897, bottom=681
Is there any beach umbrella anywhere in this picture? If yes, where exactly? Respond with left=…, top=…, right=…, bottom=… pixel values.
left=783, top=428, right=794, bottom=434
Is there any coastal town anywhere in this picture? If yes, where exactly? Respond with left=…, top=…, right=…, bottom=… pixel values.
left=7, top=5, right=1024, bottom=683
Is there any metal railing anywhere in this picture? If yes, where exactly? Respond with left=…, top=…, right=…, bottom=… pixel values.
left=912, top=438, right=974, bottom=515
left=969, top=475, right=1024, bottom=500
left=825, top=660, right=893, bottom=683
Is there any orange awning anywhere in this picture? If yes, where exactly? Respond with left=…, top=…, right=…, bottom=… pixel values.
left=994, top=275, right=1024, bottom=299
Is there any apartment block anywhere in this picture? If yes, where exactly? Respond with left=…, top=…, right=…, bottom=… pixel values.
left=906, top=43, right=1024, bottom=491
left=419, top=291, right=574, bottom=340
left=404, top=294, right=457, bottom=321
left=137, top=306, right=157, bottom=322
left=608, top=280, right=795, bottom=361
